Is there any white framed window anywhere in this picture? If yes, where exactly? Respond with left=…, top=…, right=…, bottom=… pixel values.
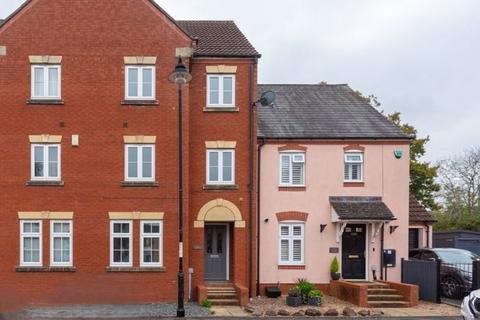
left=207, top=74, right=235, bottom=107
left=206, top=149, right=235, bottom=185
left=50, top=221, right=72, bottom=267
left=125, top=66, right=155, bottom=100
left=278, top=222, right=304, bottom=265
left=279, top=153, right=305, bottom=186
left=110, top=221, right=132, bottom=267
left=31, top=65, right=61, bottom=99
left=140, top=221, right=163, bottom=267
left=31, top=144, right=61, bottom=181
left=20, top=220, right=42, bottom=267
left=125, top=144, right=155, bottom=182
left=344, top=152, right=363, bottom=182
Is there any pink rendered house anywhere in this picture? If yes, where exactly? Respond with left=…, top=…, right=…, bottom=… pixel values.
left=257, top=84, right=411, bottom=295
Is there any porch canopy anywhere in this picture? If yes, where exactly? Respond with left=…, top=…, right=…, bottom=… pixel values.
left=330, top=196, right=396, bottom=243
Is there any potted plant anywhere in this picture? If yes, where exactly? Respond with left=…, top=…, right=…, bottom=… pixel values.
left=296, top=278, right=315, bottom=304
left=308, top=289, right=323, bottom=306
left=286, top=286, right=302, bottom=307
left=330, top=257, right=341, bottom=280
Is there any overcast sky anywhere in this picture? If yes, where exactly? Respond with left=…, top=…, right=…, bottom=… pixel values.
left=1, top=0, right=479, bottom=162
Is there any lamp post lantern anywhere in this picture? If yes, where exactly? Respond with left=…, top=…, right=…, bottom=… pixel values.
left=169, top=57, right=192, bottom=318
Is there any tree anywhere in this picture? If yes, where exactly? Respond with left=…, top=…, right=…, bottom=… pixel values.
left=355, top=91, right=440, bottom=210
left=438, top=148, right=480, bottom=216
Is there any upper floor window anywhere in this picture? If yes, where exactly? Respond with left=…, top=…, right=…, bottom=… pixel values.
left=279, top=153, right=305, bottom=186
left=344, top=152, right=363, bottom=182
left=207, top=75, right=235, bottom=107
left=20, top=220, right=42, bottom=267
left=50, top=221, right=72, bottom=267
left=110, top=221, right=132, bottom=267
left=125, top=144, right=155, bottom=182
left=31, top=144, right=61, bottom=181
left=207, top=149, right=235, bottom=185
left=31, top=65, right=61, bottom=99
left=279, top=223, right=304, bottom=265
left=125, top=66, right=155, bottom=100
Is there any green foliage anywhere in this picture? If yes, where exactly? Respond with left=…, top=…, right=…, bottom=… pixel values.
left=201, top=299, right=212, bottom=308
left=287, top=286, right=301, bottom=297
left=330, top=257, right=339, bottom=273
left=308, top=289, right=324, bottom=298
left=434, top=211, right=480, bottom=232
left=296, top=278, right=315, bottom=303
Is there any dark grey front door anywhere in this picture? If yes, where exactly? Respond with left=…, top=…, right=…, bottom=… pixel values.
left=204, top=225, right=227, bottom=281
left=342, top=224, right=366, bottom=279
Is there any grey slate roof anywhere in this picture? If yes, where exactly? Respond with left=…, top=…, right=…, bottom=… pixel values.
left=258, top=84, right=410, bottom=140
left=177, top=20, right=260, bottom=58
left=330, top=196, right=395, bottom=221
left=410, top=196, right=436, bottom=223
left=0, top=19, right=4, bottom=26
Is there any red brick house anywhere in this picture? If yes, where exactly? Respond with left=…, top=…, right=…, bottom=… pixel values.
left=0, top=0, right=258, bottom=312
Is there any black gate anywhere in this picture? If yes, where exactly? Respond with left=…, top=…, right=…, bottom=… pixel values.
left=402, top=259, right=480, bottom=303
left=401, top=258, right=441, bottom=303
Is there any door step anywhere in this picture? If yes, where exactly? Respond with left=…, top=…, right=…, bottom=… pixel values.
left=368, top=301, right=409, bottom=308
left=205, top=283, right=239, bottom=306
left=367, top=283, right=408, bottom=308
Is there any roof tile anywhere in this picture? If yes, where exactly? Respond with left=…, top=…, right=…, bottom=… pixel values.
left=409, top=196, right=436, bottom=223
left=258, top=84, right=410, bottom=140
left=177, top=20, right=260, bottom=57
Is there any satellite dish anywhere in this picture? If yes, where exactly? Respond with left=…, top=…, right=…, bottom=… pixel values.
left=259, top=91, right=276, bottom=106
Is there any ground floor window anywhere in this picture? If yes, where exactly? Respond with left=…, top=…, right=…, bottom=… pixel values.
left=20, top=220, right=42, bottom=266
left=278, top=222, right=304, bottom=265
left=110, top=221, right=132, bottom=266
left=140, top=221, right=163, bottom=267
left=50, top=221, right=72, bottom=266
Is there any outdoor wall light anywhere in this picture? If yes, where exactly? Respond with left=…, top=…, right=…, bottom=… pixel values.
left=320, top=224, right=327, bottom=233
left=389, top=225, right=399, bottom=234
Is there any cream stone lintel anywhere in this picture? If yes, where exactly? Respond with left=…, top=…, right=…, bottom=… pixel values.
left=205, top=141, right=237, bottom=149
left=108, top=212, right=164, bottom=220
left=124, top=56, right=157, bottom=65
left=123, top=136, right=156, bottom=144
left=194, top=198, right=245, bottom=228
left=29, top=135, right=62, bottom=144
left=0, top=46, right=6, bottom=56
left=29, top=55, right=62, bottom=64
left=18, top=211, right=73, bottom=220
left=206, top=65, right=237, bottom=74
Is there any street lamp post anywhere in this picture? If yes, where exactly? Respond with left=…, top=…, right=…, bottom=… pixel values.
left=169, top=57, right=192, bottom=318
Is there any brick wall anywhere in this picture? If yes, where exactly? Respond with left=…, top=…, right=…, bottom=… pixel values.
left=0, top=0, right=256, bottom=313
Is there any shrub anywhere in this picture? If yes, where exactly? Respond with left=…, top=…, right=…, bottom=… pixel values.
left=296, top=278, right=315, bottom=303
left=309, top=289, right=323, bottom=298
left=201, top=299, right=212, bottom=308
left=330, top=257, right=339, bottom=273
left=287, top=286, right=301, bottom=297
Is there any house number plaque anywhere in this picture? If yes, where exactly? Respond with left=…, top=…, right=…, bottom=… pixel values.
left=329, top=247, right=339, bottom=253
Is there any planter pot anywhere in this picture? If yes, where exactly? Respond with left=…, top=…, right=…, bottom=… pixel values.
left=265, top=287, right=281, bottom=298
left=308, top=296, right=322, bottom=306
left=286, top=296, right=302, bottom=307
left=331, top=272, right=341, bottom=280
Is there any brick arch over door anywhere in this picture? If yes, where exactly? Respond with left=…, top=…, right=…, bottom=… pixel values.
left=194, top=198, right=245, bottom=228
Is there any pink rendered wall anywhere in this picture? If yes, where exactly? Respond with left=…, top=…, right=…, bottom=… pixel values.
left=259, top=142, right=410, bottom=285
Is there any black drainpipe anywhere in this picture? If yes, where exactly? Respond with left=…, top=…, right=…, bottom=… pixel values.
left=256, top=137, right=265, bottom=296
left=247, top=58, right=258, bottom=299
left=380, top=224, right=385, bottom=280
